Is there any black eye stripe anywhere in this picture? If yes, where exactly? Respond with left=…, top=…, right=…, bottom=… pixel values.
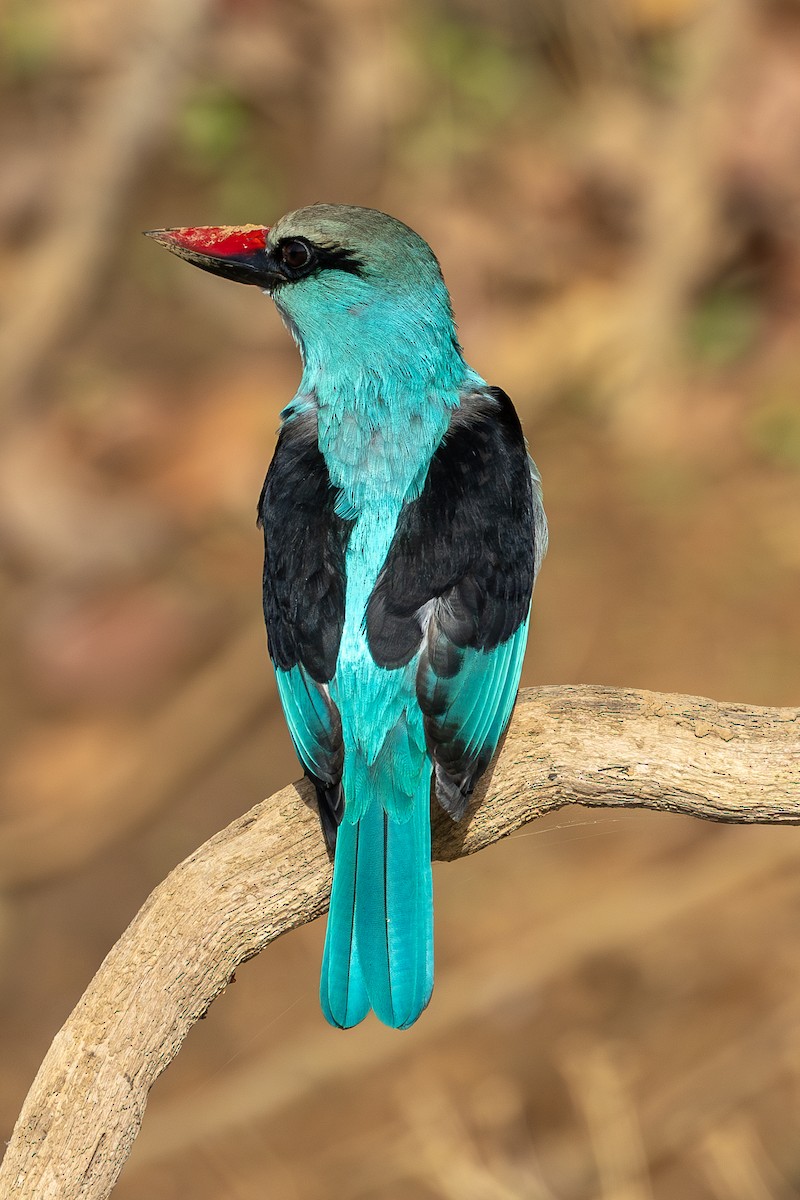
left=273, top=237, right=365, bottom=280
left=315, top=243, right=365, bottom=276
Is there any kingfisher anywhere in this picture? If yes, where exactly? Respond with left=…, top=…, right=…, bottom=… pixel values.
left=147, top=206, right=547, bottom=1029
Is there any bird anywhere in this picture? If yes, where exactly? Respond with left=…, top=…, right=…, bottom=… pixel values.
left=146, top=206, right=547, bottom=1029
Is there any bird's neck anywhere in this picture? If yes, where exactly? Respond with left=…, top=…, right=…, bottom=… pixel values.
left=286, top=296, right=479, bottom=517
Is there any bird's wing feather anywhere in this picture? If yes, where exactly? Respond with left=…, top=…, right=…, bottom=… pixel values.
left=417, top=620, right=529, bottom=817
left=258, top=410, right=352, bottom=847
left=366, top=386, right=547, bottom=817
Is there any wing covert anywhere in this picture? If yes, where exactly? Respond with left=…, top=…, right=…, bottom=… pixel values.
left=366, top=387, right=546, bottom=817
left=259, top=411, right=352, bottom=845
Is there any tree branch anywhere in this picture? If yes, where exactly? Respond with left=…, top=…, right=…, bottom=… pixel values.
left=1, top=685, right=798, bottom=1199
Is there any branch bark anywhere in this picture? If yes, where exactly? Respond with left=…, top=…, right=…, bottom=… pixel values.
left=1, top=685, right=798, bottom=1199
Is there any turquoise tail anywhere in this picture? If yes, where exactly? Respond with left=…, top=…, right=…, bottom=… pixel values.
left=320, top=777, right=433, bottom=1030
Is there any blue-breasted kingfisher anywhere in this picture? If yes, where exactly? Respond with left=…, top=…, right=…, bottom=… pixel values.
left=147, top=206, right=547, bottom=1029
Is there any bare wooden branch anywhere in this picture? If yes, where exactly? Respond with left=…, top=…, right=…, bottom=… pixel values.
left=1, top=685, right=797, bottom=1199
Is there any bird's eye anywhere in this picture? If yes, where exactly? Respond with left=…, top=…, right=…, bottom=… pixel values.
left=281, top=240, right=312, bottom=269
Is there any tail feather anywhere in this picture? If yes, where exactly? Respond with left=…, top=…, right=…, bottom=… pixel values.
left=320, top=819, right=370, bottom=1029
left=320, top=774, right=433, bottom=1030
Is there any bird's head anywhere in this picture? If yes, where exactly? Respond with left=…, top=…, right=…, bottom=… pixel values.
left=146, top=205, right=463, bottom=384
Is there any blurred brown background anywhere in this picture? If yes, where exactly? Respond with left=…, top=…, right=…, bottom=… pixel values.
left=1, top=0, right=799, bottom=1196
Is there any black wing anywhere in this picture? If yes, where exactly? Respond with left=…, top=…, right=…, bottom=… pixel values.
left=366, top=387, right=545, bottom=816
left=258, top=412, right=353, bottom=847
